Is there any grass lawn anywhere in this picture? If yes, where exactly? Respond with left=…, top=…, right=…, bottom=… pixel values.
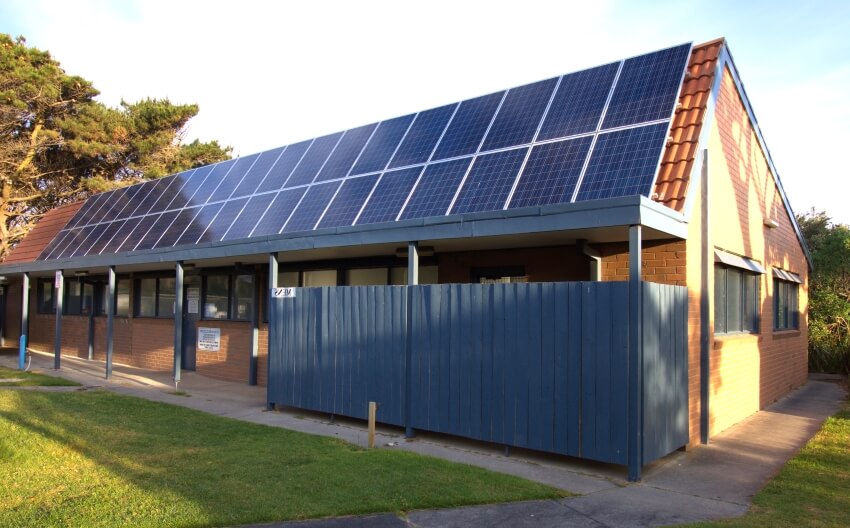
left=0, top=390, right=565, bottom=527
left=0, top=365, right=79, bottom=387
left=689, top=399, right=850, bottom=527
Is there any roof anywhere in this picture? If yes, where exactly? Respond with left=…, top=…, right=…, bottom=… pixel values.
left=1, top=202, right=84, bottom=264
left=653, top=39, right=722, bottom=210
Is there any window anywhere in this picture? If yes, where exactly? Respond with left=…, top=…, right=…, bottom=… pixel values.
left=37, top=280, right=55, bottom=314
left=303, top=270, right=337, bottom=287
left=715, top=265, right=760, bottom=334
left=62, top=279, right=94, bottom=316
left=135, top=277, right=176, bottom=318
left=97, top=279, right=130, bottom=317
left=347, top=268, right=388, bottom=285
left=774, top=279, right=799, bottom=331
left=203, top=273, right=254, bottom=320
left=389, top=266, right=439, bottom=285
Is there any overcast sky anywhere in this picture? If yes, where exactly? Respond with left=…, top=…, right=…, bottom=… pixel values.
left=2, top=0, right=848, bottom=224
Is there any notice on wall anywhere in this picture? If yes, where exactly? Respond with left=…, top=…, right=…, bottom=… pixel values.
left=271, top=287, right=296, bottom=298
left=197, top=327, right=221, bottom=352
left=187, top=287, right=200, bottom=314
left=55, top=270, right=63, bottom=288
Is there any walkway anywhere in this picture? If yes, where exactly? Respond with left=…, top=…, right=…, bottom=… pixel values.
left=1, top=349, right=845, bottom=527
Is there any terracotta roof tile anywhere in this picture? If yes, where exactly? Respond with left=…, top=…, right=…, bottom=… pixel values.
left=2, top=202, right=84, bottom=264
left=653, top=38, right=723, bottom=211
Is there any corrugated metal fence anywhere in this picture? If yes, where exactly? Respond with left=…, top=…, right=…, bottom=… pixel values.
left=268, top=281, right=687, bottom=467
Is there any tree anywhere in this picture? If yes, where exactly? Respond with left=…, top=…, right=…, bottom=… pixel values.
left=797, top=209, right=850, bottom=374
left=0, top=34, right=230, bottom=258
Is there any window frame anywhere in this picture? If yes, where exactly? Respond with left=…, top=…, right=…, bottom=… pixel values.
left=36, top=279, right=55, bottom=314
left=133, top=275, right=176, bottom=319
left=714, top=264, right=761, bottom=335
left=773, top=278, right=799, bottom=331
left=201, top=270, right=255, bottom=321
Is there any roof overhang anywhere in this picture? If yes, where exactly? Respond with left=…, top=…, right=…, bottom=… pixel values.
left=0, top=195, right=687, bottom=277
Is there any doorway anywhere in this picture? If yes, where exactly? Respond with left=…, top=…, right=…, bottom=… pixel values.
left=182, top=276, right=201, bottom=371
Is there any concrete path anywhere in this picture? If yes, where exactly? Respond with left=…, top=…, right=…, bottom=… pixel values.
left=1, top=349, right=845, bottom=527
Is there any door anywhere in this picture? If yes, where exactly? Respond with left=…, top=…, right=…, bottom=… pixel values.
left=182, top=276, right=201, bottom=371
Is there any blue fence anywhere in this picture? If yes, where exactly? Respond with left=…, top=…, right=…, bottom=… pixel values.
left=268, top=281, right=688, bottom=467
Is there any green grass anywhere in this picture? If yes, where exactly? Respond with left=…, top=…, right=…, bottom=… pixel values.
left=688, top=400, right=850, bottom=527
left=0, top=366, right=79, bottom=387
left=0, top=391, right=565, bottom=527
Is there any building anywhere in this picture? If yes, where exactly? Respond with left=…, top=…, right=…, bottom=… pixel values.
left=0, top=38, right=810, bottom=480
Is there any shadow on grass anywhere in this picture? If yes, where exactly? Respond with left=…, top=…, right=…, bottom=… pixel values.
left=0, top=390, right=561, bottom=528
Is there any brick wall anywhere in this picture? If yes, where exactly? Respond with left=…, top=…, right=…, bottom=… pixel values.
left=195, top=320, right=252, bottom=383
left=599, top=240, right=687, bottom=285
left=702, top=67, right=809, bottom=436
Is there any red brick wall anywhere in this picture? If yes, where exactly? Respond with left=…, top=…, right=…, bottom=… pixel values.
left=599, top=240, right=687, bottom=285
left=701, top=67, right=809, bottom=436
left=195, top=320, right=252, bottom=383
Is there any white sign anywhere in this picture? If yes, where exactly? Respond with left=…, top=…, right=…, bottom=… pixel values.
left=197, top=327, right=221, bottom=352
left=55, top=270, right=63, bottom=288
left=187, top=287, right=200, bottom=314
left=271, top=287, right=297, bottom=298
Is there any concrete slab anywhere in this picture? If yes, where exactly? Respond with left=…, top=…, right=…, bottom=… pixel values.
left=408, top=499, right=604, bottom=527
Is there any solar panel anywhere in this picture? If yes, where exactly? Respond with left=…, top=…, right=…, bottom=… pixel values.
left=36, top=42, right=691, bottom=261
left=350, top=114, right=415, bottom=175
left=317, top=174, right=379, bottom=229
left=251, top=188, right=306, bottom=237
left=400, top=158, right=472, bottom=220
left=284, top=133, right=342, bottom=188
left=431, top=92, right=504, bottom=160
left=508, top=136, right=593, bottom=208
left=450, top=148, right=528, bottom=215
left=574, top=122, right=669, bottom=201
left=356, top=167, right=422, bottom=225
left=314, top=124, right=377, bottom=182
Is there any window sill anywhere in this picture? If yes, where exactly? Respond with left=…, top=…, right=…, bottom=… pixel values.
left=714, top=332, right=760, bottom=347
left=773, top=329, right=801, bottom=338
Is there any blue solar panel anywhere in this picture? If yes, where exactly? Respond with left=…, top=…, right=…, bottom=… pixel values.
left=350, top=114, right=415, bottom=175
left=508, top=136, right=593, bottom=209
left=198, top=198, right=248, bottom=243
left=206, top=153, right=260, bottom=203
left=314, top=124, right=377, bottom=182
left=356, top=167, right=422, bottom=225
left=86, top=189, right=126, bottom=226
left=49, top=228, right=84, bottom=259
left=400, top=158, right=471, bottom=220
left=154, top=207, right=201, bottom=249
left=284, top=133, right=343, bottom=188
left=481, top=78, right=558, bottom=151
left=86, top=220, right=127, bottom=256
left=65, top=226, right=99, bottom=258
left=282, top=181, right=340, bottom=232
left=538, top=62, right=620, bottom=140
left=135, top=211, right=180, bottom=251
left=166, top=165, right=213, bottom=210
left=131, top=177, right=172, bottom=218
left=389, top=104, right=457, bottom=169
left=432, top=93, right=503, bottom=161
left=317, top=174, right=379, bottom=229
left=68, top=192, right=109, bottom=228
left=251, top=188, right=306, bottom=237
left=100, top=218, right=143, bottom=254
left=256, top=140, right=311, bottom=194
left=575, top=122, right=668, bottom=201
left=176, top=203, right=223, bottom=246
left=38, top=229, right=72, bottom=260
left=188, top=158, right=237, bottom=206
left=602, top=44, right=691, bottom=129
left=117, top=215, right=159, bottom=253
left=450, top=148, right=528, bottom=215
left=148, top=170, right=194, bottom=214
left=231, top=147, right=285, bottom=199
left=223, top=194, right=276, bottom=240
left=110, top=180, right=155, bottom=220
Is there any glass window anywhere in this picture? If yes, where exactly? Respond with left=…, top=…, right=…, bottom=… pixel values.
left=205, top=275, right=229, bottom=319
left=158, top=278, right=176, bottom=317
left=81, top=282, right=95, bottom=316
left=65, top=280, right=82, bottom=315
left=347, top=268, right=388, bottom=285
left=278, top=272, right=299, bottom=287
left=715, top=265, right=759, bottom=335
left=137, top=278, right=156, bottom=317
left=38, top=280, right=55, bottom=313
left=116, top=280, right=130, bottom=317
left=303, top=269, right=337, bottom=287
left=390, top=266, right=439, bottom=285
left=774, top=279, right=799, bottom=330
left=232, top=275, right=254, bottom=320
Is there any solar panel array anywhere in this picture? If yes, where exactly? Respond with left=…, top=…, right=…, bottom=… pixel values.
left=38, top=43, right=691, bottom=261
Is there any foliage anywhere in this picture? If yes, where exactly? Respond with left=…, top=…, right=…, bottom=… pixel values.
left=797, top=210, right=850, bottom=375
left=0, top=390, right=563, bottom=527
left=0, top=34, right=231, bottom=258
left=688, top=401, right=850, bottom=527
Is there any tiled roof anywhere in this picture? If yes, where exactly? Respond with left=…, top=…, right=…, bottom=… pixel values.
left=2, top=202, right=84, bottom=264
left=653, top=38, right=723, bottom=211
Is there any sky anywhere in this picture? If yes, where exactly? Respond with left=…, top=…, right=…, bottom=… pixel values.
left=2, top=0, right=849, bottom=224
